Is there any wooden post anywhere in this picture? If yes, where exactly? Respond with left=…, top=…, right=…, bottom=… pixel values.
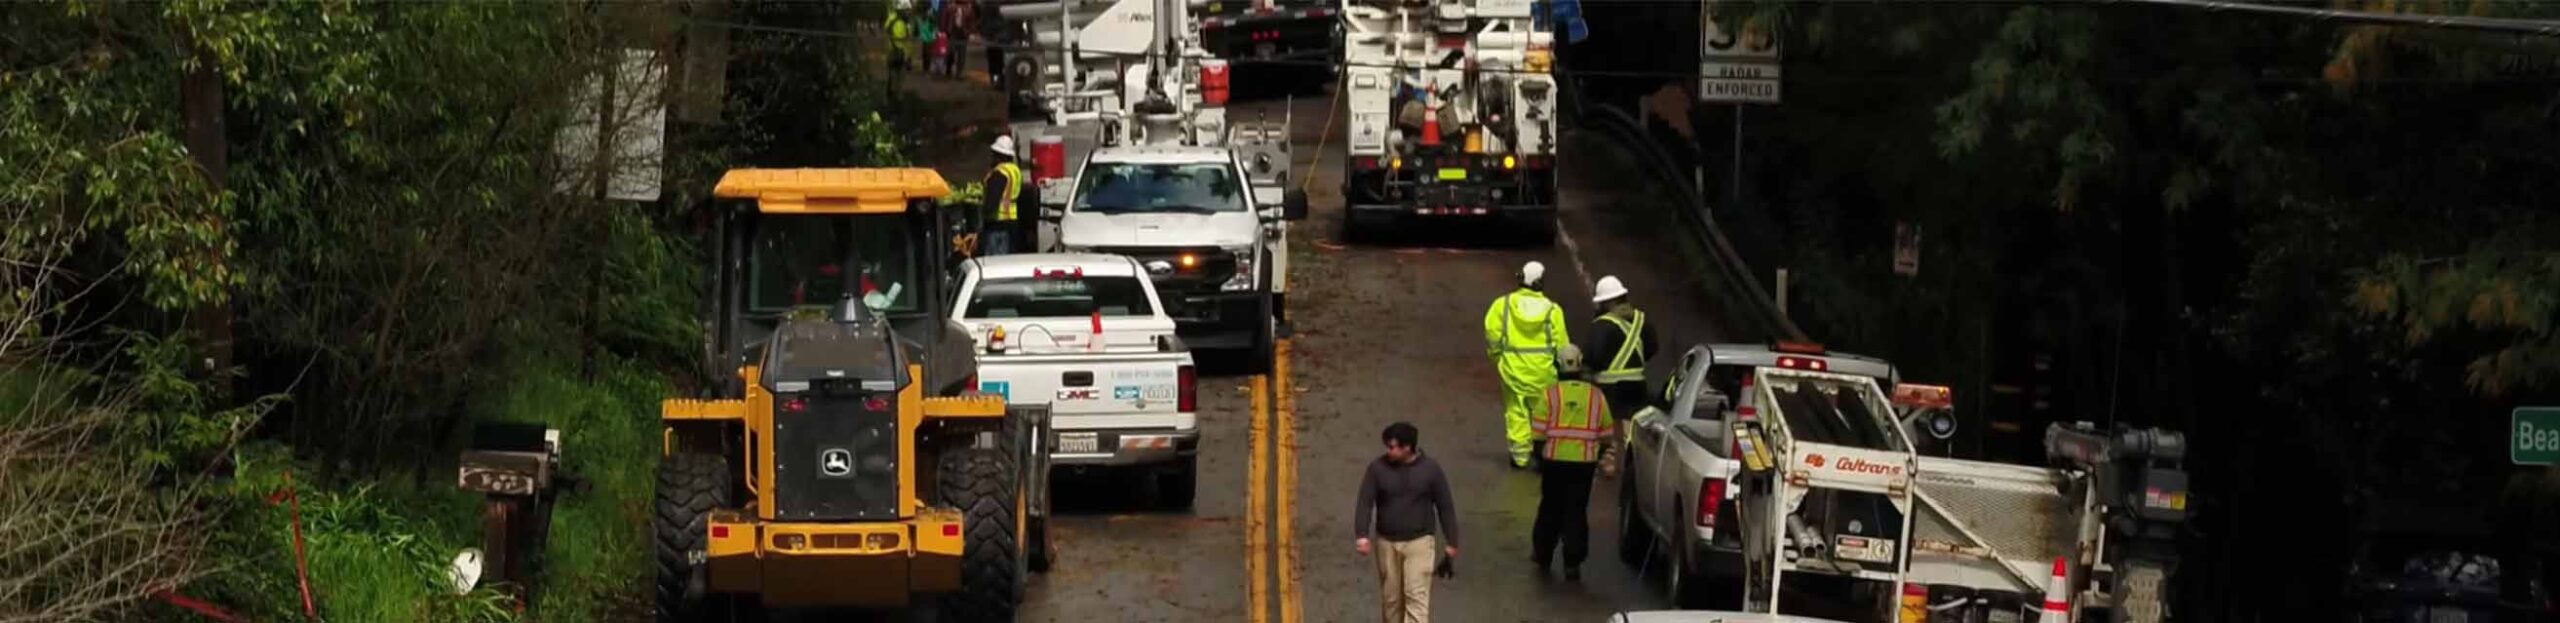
left=180, top=35, right=234, bottom=396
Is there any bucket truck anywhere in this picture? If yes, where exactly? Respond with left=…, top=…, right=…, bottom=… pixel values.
left=1336, top=0, right=1563, bottom=244
left=999, top=0, right=1310, bottom=373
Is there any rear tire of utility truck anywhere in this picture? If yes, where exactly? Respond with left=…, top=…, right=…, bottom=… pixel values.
left=1523, top=217, right=1558, bottom=248
left=1156, top=454, right=1199, bottom=511
left=1668, top=531, right=1716, bottom=609
left=655, top=453, right=736, bottom=623
left=939, top=447, right=1024, bottom=622
left=1616, top=471, right=1649, bottom=567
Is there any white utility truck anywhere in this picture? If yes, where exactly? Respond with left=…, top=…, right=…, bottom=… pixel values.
left=953, top=253, right=1204, bottom=510
left=1622, top=341, right=2189, bottom=623
left=1336, top=0, right=1564, bottom=243
left=1621, top=342, right=1899, bottom=609
left=1000, top=0, right=1310, bottom=371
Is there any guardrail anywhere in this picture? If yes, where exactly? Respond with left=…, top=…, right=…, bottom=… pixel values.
left=1576, top=102, right=1807, bottom=343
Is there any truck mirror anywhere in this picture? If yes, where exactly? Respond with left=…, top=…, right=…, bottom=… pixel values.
left=1282, top=189, right=1310, bottom=221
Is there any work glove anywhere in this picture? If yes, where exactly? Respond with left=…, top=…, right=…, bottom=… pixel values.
left=1433, top=554, right=1455, bottom=579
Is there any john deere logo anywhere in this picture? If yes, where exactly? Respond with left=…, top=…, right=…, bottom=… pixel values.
left=820, top=448, right=854, bottom=478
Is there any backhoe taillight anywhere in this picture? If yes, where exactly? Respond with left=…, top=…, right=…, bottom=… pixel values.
left=1177, top=364, right=1197, bottom=413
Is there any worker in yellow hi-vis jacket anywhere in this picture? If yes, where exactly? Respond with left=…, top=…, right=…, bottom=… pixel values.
left=1482, top=261, right=1572, bottom=469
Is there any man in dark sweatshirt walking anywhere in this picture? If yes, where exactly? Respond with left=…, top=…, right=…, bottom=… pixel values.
left=1354, top=422, right=1459, bottom=623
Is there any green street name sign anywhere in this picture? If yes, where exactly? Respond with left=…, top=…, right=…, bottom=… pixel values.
left=2517, top=407, right=2560, bottom=466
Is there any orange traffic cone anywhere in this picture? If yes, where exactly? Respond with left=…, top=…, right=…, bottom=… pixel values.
left=2040, top=556, right=2070, bottom=623
left=1419, top=102, right=1442, bottom=148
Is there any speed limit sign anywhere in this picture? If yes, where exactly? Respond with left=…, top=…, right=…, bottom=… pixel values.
left=1700, top=11, right=1780, bottom=103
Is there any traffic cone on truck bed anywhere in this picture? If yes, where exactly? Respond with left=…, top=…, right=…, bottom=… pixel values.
left=2041, top=556, right=2069, bottom=623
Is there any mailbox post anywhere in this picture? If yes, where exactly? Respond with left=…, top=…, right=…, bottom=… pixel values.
left=456, top=422, right=571, bottom=598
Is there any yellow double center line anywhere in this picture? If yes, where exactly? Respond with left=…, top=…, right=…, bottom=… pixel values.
left=1248, top=339, right=1301, bottom=623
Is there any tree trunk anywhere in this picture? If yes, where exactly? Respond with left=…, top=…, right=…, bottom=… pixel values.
left=181, top=38, right=235, bottom=397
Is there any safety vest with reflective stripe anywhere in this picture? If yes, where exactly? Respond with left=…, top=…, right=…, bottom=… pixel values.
left=888, top=11, right=915, bottom=56
left=992, top=161, right=1023, bottom=222
left=1483, top=289, right=1570, bottom=358
left=1531, top=380, right=1615, bottom=462
left=1595, top=310, right=1648, bottom=383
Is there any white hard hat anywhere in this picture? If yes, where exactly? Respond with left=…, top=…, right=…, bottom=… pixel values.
left=1556, top=344, right=1586, bottom=374
left=1520, top=261, right=1546, bottom=287
left=1592, top=276, right=1628, bottom=304
left=990, top=135, right=1016, bottom=158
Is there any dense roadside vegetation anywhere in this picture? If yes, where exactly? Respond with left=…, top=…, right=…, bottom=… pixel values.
left=2, top=2, right=923, bottom=620
left=1580, top=1, right=2560, bottom=617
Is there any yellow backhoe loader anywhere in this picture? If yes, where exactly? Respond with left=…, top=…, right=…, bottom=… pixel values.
left=654, top=168, right=1053, bottom=622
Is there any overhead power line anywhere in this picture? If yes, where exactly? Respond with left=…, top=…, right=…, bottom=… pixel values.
left=2108, top=0, right=2560, bottom=37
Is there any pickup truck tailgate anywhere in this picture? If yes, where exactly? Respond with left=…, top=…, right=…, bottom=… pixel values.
left=977, top=351, right=1190, bottom=418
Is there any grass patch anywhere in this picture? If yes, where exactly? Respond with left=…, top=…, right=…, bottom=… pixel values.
left=175, top=352, right=667, bottom=623
left=476, top=354, right=667, bottom=621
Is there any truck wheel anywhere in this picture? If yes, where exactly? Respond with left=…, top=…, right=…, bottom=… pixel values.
left=1339, top=209, right=1378, bottom=245
left=1028, top=513, right=1055, bottom=573
left=1616, top=470, right=1649, bottom=567
left=1014, top=407, right=1056, bottom=574
left=1523, top=217, right=1559, bottom=248
left=1669, top=531, right=1711, bottom=609
left=1156, top=454, right=1199, bottom=511
left=654, top=453, right=733, bottom=623
left=1244, top=296, right=1276, bottom=375
left=939, top=447, right=1023, bottom=622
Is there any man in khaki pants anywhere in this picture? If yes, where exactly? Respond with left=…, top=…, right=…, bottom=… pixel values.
left=1354, top=422, right=1460, bottom=623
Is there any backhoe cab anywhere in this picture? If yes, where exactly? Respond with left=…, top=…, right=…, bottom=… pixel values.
left=656, top=168, right=1053, bottom=622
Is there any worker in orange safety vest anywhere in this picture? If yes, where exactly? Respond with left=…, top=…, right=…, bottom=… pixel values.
left=1527, top=344, right=1616, bottom=580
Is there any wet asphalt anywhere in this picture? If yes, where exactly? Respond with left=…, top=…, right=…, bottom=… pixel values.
left=1010, top=91, right=1749, bottom=622
left=736, top=65, right=1796, bottom=619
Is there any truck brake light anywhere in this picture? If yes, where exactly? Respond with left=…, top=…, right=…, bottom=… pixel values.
left=1035, top=266, right=1084, bottom=279
left=1697, top=479, right=1725, bottom=528
left=1775, top=356, right=1827, bottom=372
left=1178, top=364, right=1197, bottom=412
left=1353, top=156, right=1381, bottom=170
left=1772, top=340, right=1827, bottom=355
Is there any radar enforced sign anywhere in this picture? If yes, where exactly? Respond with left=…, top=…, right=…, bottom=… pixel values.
left=1699, top=11, right=1779, bottom=104
left=2516, top=407, right=2560, bottom=466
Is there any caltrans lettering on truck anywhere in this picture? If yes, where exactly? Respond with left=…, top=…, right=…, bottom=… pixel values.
left=1835, top=457, right=1903, bottom=477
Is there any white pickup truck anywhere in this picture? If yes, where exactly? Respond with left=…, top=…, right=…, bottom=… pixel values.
left=952, top=253, right=1203, bottom=509
left=1626, top=342, right=2186, bottom=623
left=1619, top=341, right=1898, bottom=609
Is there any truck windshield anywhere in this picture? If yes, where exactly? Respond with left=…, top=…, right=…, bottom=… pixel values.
left=1071, top=162, right=1246, bottom=214
left=965, top=275, right=1156, bottom=318
left=747, top=214, right=921, bottom=316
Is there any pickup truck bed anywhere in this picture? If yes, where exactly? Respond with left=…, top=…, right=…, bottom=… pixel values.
left=957, top=253, right=1204, bottom=509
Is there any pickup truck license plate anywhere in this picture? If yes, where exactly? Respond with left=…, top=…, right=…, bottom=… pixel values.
left=1436, top=168, right=1468, bottom=181
left=1834, top=535, right=1895, bottom=564
left=1256, top=42, right=1277, bottom=59
left=1058, top=433, right=1100, bottom=454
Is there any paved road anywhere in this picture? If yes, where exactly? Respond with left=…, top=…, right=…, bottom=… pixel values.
left=1009, top=88, right=1753, bottom=622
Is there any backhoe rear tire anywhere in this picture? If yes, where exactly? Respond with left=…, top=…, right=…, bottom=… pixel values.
left=655, top=453, right=734, bottom=623
left=939, top=447, right=1024, bottom=622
